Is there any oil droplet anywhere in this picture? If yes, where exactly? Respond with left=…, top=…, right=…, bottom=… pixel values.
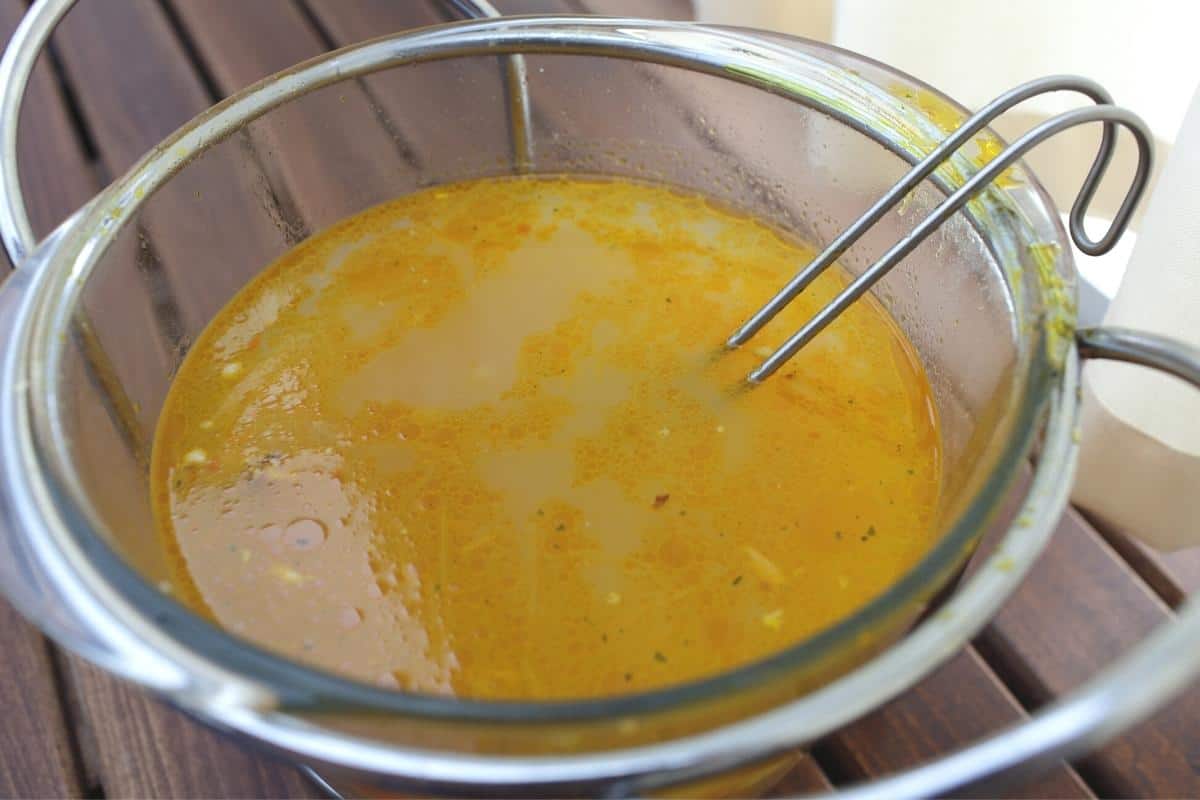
left=283, top=518, right=326, bottom=550
left=339, top=606, right=362, bottom=629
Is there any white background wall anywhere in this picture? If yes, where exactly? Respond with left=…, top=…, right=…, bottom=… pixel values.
left=694, top=0, right=1199, bottom=227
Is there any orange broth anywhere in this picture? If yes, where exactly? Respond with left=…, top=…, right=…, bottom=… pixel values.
left=151, top=176, right=941, bottom=699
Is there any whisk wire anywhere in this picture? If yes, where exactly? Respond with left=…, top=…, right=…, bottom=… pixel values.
left=732, top=76, right=1153, bottom=384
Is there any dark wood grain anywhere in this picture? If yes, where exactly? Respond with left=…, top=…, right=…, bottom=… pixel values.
left=303, top=0, right=517, bottom=178
left=977, top=508, right=1200, bottom=797
left=819, top=649, right=1092, bottom=799
left=53, top=0, right=293, bottom=333
left=0, top=0, right=118, bottom=795
left=166, top=0, right=409, bottom=230
left=6, top=0, right=169, bottom=418
left=0, top=601, right=83, bottom=799
left=67, top=661, right=319, bottom=800
left=9, top=9, right=177, bottom=786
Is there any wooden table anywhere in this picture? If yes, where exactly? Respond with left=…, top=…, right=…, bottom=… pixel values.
left=2, top=1, right=1197, bottom=797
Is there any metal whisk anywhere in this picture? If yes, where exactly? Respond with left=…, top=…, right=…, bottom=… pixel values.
left=728, top=75, right=1154, bottom=384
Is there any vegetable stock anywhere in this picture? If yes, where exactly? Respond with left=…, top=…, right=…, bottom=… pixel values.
left=151, top=177, right=941, bottom=699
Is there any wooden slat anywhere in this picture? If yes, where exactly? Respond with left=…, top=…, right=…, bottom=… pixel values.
left=302, top=0, right=515, bottom=176
left=977, top=508, right=1200, bottom=797
left=166, top=0, right=406, bottom=228
left=819, top=649, right=1092, bottom=799
left=8, top=4, right=177, bottom=786
left=9, top=0, right=169, bottom=421
left=54, top=0, right=291, bottom=334
left=0, top=600, right=83, bottom=799
left=68, top=662, right=319, bottom=800
left=0, top=0, right=120, bottom=795
left=39, top=2, right=319, bottom=796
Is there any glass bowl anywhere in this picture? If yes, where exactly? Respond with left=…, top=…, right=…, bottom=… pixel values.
left=0, top=10, right=1197, bottom=798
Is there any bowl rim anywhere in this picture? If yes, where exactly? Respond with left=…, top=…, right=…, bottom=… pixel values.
left=10, top=16, right=1069, bottom=730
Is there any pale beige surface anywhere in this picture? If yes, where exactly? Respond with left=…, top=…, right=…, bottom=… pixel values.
left=1075, top=85, right=1200, bottom=551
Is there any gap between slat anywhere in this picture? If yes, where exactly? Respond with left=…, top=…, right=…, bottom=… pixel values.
left=45, top=648, right=106, bottom=799
left=154, top=0, right=223, bottom=103
left=293, top=0, right=439, bottom=171
left=40, top=40, right=101, bottom=166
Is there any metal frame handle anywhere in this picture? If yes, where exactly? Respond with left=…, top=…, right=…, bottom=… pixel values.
left=0, top=0, right=75, bottom=267
left=0, top=0, right=535, bottom=270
